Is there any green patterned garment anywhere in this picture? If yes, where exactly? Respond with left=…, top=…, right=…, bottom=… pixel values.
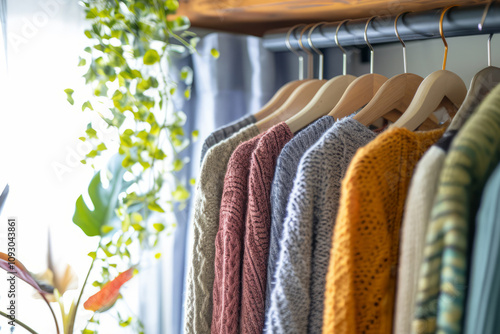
left=413, top=83, right=500, bottom=334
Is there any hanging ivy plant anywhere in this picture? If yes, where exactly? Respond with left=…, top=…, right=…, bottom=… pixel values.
left=63, top=0, right=199, bottom=332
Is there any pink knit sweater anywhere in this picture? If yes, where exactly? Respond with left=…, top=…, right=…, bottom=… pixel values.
left=240, top=123, right=293, bottom=334
left=212, top=133, right=263, bottom=334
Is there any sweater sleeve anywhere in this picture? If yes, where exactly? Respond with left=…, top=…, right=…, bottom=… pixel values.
left=240, top=123, right=293, bottom=334
left=185, top=126, right=259, bottom=334
left=212, top=136, right=261, bottom=334
left=265, top=155, right=319, bottom=333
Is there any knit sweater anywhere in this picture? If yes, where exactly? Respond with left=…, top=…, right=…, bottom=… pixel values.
left=266, top=118, right=376, bottom=334
left=413, top=85, right=500, bottom=334
left=200, top=115, right=257, bottom=165
left=240, top=122, right=293, bottom=334
left=323, top=127, right=444, bottom=334
left=264, top=116, right=335, bottom=319
left=211, top=132, right=264, bottom=334
left=185, top=124, right=260, bottom=334
left=394, top=76, right=490, bottom=334
left=464, top=163, right=500, bottom=334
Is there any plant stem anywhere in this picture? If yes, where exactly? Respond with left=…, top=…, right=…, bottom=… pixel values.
left=0, top=310, right=39, bottom=334
left=68, top=244, right=99, bottom=334
left=41, top=293, right=60, bottom=334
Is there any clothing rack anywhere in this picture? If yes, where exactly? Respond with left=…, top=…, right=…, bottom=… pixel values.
left=262, top=3, right=500, bottom=52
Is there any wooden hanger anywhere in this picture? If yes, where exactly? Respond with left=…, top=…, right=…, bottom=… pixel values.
left=287, top=20, right=357, bottom=133
left=253, top=80, right=307, bottom=121
left=328, top=16, right=388, bottom=119
left=392, top=6, right=467, bottom=131
left=448, top=2, right=500, bottom=130
left=254, top=24, right=309, bottom=121
left=354, top=12, right=439, bottom=128
left=256, top=24, right=326, bottom=132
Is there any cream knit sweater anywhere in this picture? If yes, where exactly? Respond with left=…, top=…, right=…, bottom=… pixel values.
left=184, top=124, right=260, bottom=334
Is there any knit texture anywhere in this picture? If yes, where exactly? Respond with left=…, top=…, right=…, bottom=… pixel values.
left=464, top=163, right=500, bottom=334
left=185, top=125, right=259, bottom=334
left=240, top=122, right=293, bottom=334
left=323, top=126, right=444, bottom=334
left=264, top=116, right=335, bottom=318
left=413, top=85, right=500, bottom=334
left=393, top=146, right=446, bottom=334
left=200, top=114, right=257, bottom=165
left=265, top=118, right=376, bottom=334
left=211, top=132, right=264, bottom=334
left=394, top=77, right=484, bottom=334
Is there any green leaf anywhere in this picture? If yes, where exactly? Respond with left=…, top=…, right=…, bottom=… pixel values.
left=101, top=225, right=114, bottom=234
left=65, top=88, right=74, bottom=105
left=87, top=150, right=98, bottom=158
left=166, top=0, right=179, bottom=11
left=173, top=159, right=183, bottom=171
left=72, top=155, right=133, bottom=237
left=153, top=223, right=165, bottom=232
left=82, top=101, right=93, bottom=111
left=147, top=201, right=165, bottom=213
left=88, top=251, right=97, bottom=260
left=86, top=123, right=98, bottom=139
left=78, top=57, right=87, bottom=66
left=97, top=143, right=107, bottom=151
left=172, top=185, right=190, bottom=201
left=143, top=49, right=160, bottom=65
left=210, top=48, right=220, bottom=59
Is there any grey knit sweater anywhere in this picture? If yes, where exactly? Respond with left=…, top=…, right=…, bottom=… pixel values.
left=264, top=116, right=335, bottom=319
left=200, top=115, right=257, bottom=165
left=265, top=118, right=376, bottom=334
left=185, top=124, right=260, bottom=334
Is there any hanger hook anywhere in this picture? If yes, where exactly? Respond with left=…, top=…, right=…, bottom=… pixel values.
left=298, top=24, right=315, bottom=79
left=286, top=24, right=306, bottom=80
left=364, top=16, right=376, bottom=74
left=479, top=0, right=495, bottom=66
left=307, top=22, right=326, bottom=80
left=335, top=19, right=350, bottom=75
left=395, top=12, right=409, bottom=73
left=440, top=6, right=457, bottom=70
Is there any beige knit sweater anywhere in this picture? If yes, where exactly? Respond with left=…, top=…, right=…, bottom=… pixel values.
left=184, top=124, right=260, bottom=334
left=393, top=146, right=445, bottom=334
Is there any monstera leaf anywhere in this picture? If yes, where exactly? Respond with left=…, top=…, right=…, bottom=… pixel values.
left=73, top=155, right=132, bottom=236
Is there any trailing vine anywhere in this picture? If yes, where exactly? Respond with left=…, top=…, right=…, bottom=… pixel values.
left=64, top=0, right=201, bottom=332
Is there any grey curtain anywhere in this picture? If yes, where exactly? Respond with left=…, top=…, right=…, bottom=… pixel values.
left=138, top=31, right=343, bottom=334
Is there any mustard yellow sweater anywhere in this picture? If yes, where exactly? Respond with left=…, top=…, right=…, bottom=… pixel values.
left=322, top=127, right=444, bottom=334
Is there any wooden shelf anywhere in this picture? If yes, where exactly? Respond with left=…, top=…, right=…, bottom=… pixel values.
left=177, top=0, right=490, bottom=36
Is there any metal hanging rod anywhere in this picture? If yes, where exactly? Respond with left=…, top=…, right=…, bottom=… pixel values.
left=262, top=3, right=500, bottom=52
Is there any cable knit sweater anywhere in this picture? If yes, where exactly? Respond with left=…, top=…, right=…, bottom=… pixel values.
left=322, top=127, right=444, bottom=334
left=200, top=115, right=257, bottom=165
left=265, top=118, right=376, bottom=334
left=212, top=132, right=264, bottom=334
left=240, top=122, right=293, bottom=334
left=264, top=116, right=335, bottom=321
left=413, top=85, right=500, bottom=334
left=185, top=124, right=260, bottom=334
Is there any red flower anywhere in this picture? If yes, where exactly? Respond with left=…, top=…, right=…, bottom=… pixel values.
left=84, top=268, right=135, bottom=312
